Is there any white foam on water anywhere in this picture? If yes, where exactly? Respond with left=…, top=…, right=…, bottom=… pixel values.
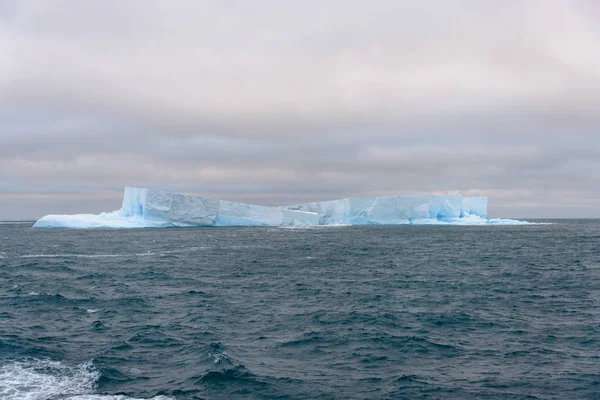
left=278, top=225, right=319, bottom=230
left=0, top=359, right=98, bottom=400
left=208, top=350, right=228, bottom=365
left=69, top=396, right=172, bottom=400
left=0, top=359, right=172, bottom=400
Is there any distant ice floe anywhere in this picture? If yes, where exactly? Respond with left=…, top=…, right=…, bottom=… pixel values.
left=33, top=187, right=529, bottom=228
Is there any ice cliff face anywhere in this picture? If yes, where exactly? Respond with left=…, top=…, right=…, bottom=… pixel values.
left=283, top=195, right=490, bottom=225
left=34, top=188, right=319, bottom=228
left=33, top=187, right=526, bottom=228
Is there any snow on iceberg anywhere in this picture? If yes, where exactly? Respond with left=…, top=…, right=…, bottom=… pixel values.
left=33, top=187, right=529, bottom=228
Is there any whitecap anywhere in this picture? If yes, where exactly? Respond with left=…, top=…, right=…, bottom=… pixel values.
left=69, top=396, right=172, bottom=399
left=134, top=252, right=156, bottom=257
left=0, top=359, right=173, bottom=400
left=0, top=359, right=98, bottom=400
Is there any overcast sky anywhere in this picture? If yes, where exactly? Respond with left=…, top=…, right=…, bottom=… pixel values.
left=1, top=0, right=599, bottom=219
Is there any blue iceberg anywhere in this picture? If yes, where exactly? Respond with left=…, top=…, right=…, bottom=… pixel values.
left=33, top=187, right=528, bottom=228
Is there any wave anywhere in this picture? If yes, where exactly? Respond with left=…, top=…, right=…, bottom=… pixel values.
left=0, top=359, right=98, bottom=400
left=18, top=247, right=212, bottom=259
left=0, top=358, right=172, bottom=400
left=193, top=342, right=265, bottom=387
left=19, top=254, right=150, bottom=259
left=67, top=396, right=172, bottom=400
left=26, top=253, right=136, bottom=259
left=198, top=364, right=252, bottom=383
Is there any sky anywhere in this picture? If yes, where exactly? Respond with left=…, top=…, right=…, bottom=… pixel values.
left=1, top=0, right=600, bottom=220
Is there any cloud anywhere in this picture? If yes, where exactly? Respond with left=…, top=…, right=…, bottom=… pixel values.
left=1, top=0, right=599, bottom=218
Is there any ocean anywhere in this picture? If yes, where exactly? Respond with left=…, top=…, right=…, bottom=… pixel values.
left=0, top=221, right=598, bottom=399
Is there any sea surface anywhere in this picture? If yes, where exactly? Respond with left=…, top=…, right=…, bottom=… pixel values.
left=0, top=220, right=599, bottom=399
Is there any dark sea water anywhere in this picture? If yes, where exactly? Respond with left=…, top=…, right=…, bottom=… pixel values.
left=1, top=221, right=599, bottom=399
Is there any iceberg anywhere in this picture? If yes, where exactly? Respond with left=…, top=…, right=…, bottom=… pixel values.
left=33, top=187, right=528, bottom=228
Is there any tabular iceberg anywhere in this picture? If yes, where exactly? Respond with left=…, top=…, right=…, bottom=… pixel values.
left=33, top=187, right=527, bottom=228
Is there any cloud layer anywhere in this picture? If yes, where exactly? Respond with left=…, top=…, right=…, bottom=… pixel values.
left=2, top=0, right=600, bottom=219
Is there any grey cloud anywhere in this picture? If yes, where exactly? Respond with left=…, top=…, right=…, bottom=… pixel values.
left=1, top=0, right=599, bottom=219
